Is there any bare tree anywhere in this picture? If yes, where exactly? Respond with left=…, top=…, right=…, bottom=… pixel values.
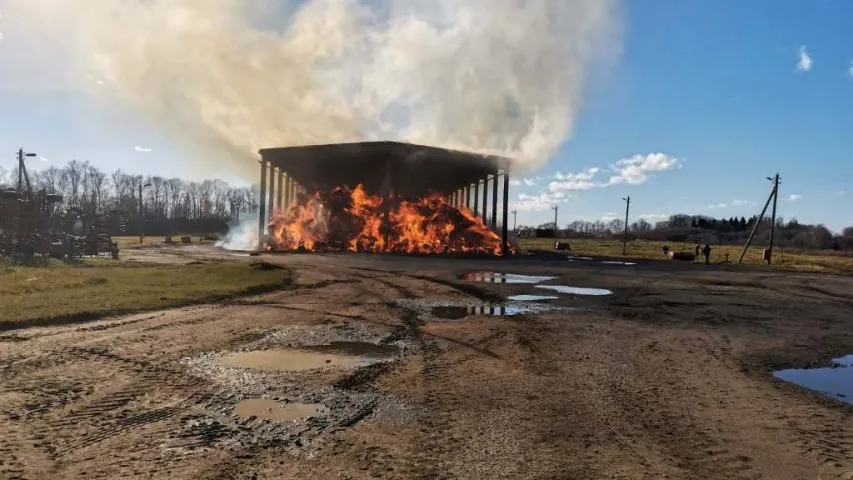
left=63, top=159, right=88, bottom=208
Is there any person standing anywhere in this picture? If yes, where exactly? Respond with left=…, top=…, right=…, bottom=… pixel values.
left=702, top=244, right=712, bottom=265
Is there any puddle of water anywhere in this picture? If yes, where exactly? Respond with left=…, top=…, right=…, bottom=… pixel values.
left=535, top=285, right=612, bottom=296
left=600, top=261, right=637, bottom=266
left=773, top=355, right=853, bottom=404
left=234, top=398, right=329, bottom=421
left=301, top=341, right=400, bottom=358
left=459, top=272, right=555, bottom=284
left=507, top=295, right=559, bottom=301
left=219, top=343, right=396, bottom=372
left=395, top=298, right=570, bottom=319
left=429, top=303, right=566, bottom=319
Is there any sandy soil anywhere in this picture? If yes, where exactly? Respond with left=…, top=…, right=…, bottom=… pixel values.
left=1, top=246, right=853, bottom=479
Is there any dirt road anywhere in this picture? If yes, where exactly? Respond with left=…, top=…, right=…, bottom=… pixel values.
left=2, top=248, right=852, bottom=479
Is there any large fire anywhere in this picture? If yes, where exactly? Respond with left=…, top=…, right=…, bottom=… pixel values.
left=267, top=184, right=508, bottom=255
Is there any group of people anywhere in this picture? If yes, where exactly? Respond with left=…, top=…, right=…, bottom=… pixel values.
left=695, top=244, right=712, bottom=264
left=662, top=243, right=713, bottom=264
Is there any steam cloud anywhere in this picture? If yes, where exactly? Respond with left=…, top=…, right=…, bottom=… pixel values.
left=3, top=0, right=621, bottom=178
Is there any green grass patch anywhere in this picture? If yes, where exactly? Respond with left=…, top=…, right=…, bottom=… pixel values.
left=0, top=261, right=292, bottom=330
left=520, top=238, right=853, bottom=275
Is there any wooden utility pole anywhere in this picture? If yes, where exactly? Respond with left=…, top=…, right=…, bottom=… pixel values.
left=766, top=173, right=781, bottom=264
left=139, top=181, right=151, bottom=244
left=551, top=205, right=559, bottom=241
left=17, top=148, right=24, bottom=192
left=511, top=210, right=517, bottom=232
left=622, top=196, right=630, bottom=255
left=738, top=177, right=778, bottom=264
left=16, top=148, right=36, bottom=193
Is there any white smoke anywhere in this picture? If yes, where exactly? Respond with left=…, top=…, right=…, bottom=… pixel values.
left=215, top=210, right=260, bottom=251
left=2, top=0, right=621, bottom=177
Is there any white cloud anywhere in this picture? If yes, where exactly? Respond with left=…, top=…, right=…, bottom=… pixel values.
left=510, top=177, right=540, bottom=187
left=832, top=190, right=845, bottom=198
left=134, top=145, right=152, bottom=152
left=848, top=61, right=853, bottom=78
left=549, top=167, right=601, bottom=193
left=608, top=153, right=680, bottom=185
left=510, top=153, right=680, bottom=212
left=707, top=199, right=755, bottom=210
left=0, top=32, right=4, bottom=43
left=788, top=194, right=802, bottom=202
left=637, top=213, right=669, bottom=221
left=511, top=191, right=569, bottom=212
left=796, top=45, right=812, bottom=72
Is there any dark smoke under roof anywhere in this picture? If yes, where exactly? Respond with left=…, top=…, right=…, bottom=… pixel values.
left=259, top=141, right=511, bottom=197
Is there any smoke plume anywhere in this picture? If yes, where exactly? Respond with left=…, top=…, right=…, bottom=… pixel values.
left=2, top=0, right=621, bottom=177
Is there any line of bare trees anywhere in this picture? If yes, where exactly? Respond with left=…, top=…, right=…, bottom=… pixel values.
left=517, top=214, right=853, bottom=252
left=0, top=160, right=258, bottom=235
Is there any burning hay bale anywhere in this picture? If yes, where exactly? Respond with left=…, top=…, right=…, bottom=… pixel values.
left=265, top=184, right=509, bottom=256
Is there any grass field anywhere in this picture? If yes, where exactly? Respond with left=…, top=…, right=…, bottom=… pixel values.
left=520, top=237, right=853, bottom=274
left=113, top=234, right=218, bottom=249
left=0, top=260, right=291, bottom=329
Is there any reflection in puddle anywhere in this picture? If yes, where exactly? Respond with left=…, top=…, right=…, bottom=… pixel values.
left=600, top=261, right=637, bottom=266
left=219, top=343, right=398, bottom=372
left=507, top=295, right=559, bottom=301
left=459, top=272, right=555, bottom=284
left=429, top=304, right=565, bottom=319
left=301, top=342, right=400, bottom=358
left=773, top=355, right=853, bottom=404
left=394, top=298, right=572, bottom=319
left=536, top=285, right=612, bottom=296
left=234, top=398, right=329, bottom=421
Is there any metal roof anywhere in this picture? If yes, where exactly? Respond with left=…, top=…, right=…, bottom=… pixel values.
left=259, top=141, right=510, bottom=197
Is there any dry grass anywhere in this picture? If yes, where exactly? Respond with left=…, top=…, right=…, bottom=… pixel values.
left=113, top=235, right=217, bottom=249
left=0, top=260, right=291, bottom=328
left=520, top=237, right=853, bottom=275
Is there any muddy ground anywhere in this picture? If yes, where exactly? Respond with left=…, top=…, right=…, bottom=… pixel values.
left=2, top=245, right=853, bottom=479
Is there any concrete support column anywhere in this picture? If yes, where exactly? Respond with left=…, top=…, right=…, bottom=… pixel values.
left=481, top=176, right=489, bottom=223
left=258, top=160, right=268, bottom=250
left=283, top=174, right=290, bottom=210
left=267, top=165, right=276, bottom=221
left=473, top=181, right=480, bottom=217
left=491, top=172, right=498, bottom=229
left=276, top=171, right=283, bottom=211
left=501, top=169, right=510, bottom=257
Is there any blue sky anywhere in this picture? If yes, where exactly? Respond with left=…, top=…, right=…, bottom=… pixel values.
left=0, top=0, right=850, bottom=232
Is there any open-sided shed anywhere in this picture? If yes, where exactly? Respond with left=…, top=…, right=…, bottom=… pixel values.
left=256, top=141, right=513, bottom=255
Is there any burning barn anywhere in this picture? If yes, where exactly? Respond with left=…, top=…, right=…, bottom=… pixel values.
left=257, top=142, right=513, bottom=256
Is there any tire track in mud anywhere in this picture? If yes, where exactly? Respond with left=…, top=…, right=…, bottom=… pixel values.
left=697, top=333, right=853, bottom=474
left=786, top=418, right=853, bottom=472
left=348, top=272, right=458, bottom=478
left=613, top=337, right=765, bottom=480
left=33, top=346, right=213, bottom=461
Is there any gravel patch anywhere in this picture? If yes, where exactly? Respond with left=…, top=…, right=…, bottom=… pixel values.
left=174, top=324, right=416, bottom=456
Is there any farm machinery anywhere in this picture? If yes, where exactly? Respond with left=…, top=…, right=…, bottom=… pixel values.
left=0, top=148, right=119, bottom=259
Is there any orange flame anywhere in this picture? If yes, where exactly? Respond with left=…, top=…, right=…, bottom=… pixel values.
left=266, top=184, right=508, bottom=255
